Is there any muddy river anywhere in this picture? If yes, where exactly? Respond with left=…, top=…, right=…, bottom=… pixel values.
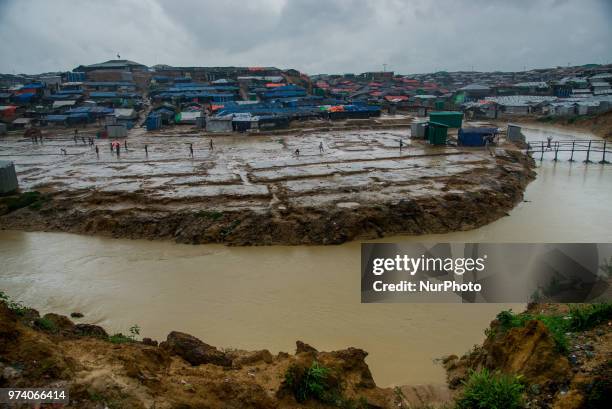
left=1, top=124, right=611, bottom=387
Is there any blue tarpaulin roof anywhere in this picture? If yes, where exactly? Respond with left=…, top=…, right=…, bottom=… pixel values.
left=66, top=106, right=114, bottom=115
left=458, top=127, right=498, bottom=147
left=57, top=90, right=83, bottom=94
left=22, top=83, right=44, bottom=89
left=14, top=93, right=35, bottom=102
left=89, top=92, right=118, bottom=98
left=46, top=115, right=68, bottom=122
left=47, top=94, right=78, bottom=100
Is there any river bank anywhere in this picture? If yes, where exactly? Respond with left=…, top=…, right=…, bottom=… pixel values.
left=0, top=129, right=535, bottom=245
left=0, top=124, right=610, bottom=388
left=1, top=298, right=609, bottom=408
left=506, top=110, right=612, bottom=139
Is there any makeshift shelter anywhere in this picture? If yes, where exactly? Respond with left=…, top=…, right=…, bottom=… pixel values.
left=46, top=115, right=68, bottom=125
left=66, top=113, right=89, bottom=125
left=206, top=115, right=233, bottom=133
left=105, top=124, right=127, bottom=138
left=175, top=111, right=202, bottom=124
left=427, top=122, right=448, bottom=145
left=52, top=100, right=77, bottom=111
left=0, top=105, right=17, bottom=120
left=458, top=127, right=498, bottom=147
left=0, top=161, right=18, bottom=194
left=429, top=111, right=463, bottom=128
left=114, top=108, right=137, bottom=120
left=11, top=118, right=32, bottom=129
left=146, top=115, right=162, bottom=131
left=410, top=122, right=428, bottom=139
left=507, top=124, right=524, bottom=143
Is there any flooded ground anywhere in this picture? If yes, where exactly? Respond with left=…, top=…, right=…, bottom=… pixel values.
left=1, top=127, right=499, bottom=212
left=0, top=124, right=531, bottom=245
left=1, top=124, right=611, bottom=387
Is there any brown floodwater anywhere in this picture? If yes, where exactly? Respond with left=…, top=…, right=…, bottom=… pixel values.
left=1, top=124, right=611, bottom=387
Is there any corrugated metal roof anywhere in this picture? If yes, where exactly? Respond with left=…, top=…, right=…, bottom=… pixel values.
left=459, top=84, right=490, bottom=91
left=52, top=100, right=76, bottom=108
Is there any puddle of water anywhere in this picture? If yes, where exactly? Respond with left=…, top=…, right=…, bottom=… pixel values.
left=1, top=124, right=611, bottom=387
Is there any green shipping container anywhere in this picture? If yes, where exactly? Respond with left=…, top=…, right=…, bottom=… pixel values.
left=434, top=101, right=445, bottom=110
left=427, top=122, right=449, bottom=145
left=429, top=111, right=463, bottom=128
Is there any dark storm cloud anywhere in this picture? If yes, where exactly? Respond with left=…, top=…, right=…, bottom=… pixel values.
left=0, top=0, right=610, bottom=74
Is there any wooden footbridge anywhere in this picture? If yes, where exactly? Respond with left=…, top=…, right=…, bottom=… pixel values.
left=525, top=139, right=611, bottom=164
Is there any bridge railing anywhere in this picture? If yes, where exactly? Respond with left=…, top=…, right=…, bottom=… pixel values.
left=526, top=139, right=611, bottom=164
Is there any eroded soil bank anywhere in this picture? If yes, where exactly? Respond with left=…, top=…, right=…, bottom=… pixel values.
left=0, top=128, right=534, bottom=245
left=1, top=300, right=609, bottom=408
left=0, top=300, right=419, bottom=408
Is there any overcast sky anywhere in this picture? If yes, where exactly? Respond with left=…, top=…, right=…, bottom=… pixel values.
left=0, top=0, right=610, bottom=75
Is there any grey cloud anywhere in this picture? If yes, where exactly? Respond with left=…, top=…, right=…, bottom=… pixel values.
left=0, top=0, right=610, bottom=75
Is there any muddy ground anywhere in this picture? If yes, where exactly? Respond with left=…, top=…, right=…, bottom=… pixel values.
left=0, top=301, right=439, bottom=409
left=1, top=299, right=609, bottom=408
left=0, top=125, right=534, bottom=245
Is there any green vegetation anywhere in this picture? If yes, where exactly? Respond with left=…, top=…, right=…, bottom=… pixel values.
left=109, top=324, right=140, bottom=344
left=282, top=361, right=367, bottom=408
left=494, top=309, right=569, bottom=353
left=34, top=317, right=57, bottom=332
left=568, top=303, right=612, bottom=331
left=492, top=304, right=612, bottom=354
left=196, top=210, right=224, bottom=221
left=0, top=290, right=27, bottom=316
left=455, top=369, right=524, bottom=409
left=284, top=361, right=333, bottom=403
left=1, top=191, right=48, bottom=213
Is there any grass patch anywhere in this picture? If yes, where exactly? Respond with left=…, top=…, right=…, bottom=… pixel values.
left=282, top=361, right=369, bottom=408
left=492, top=304, right=612, bottom=355
left=495, top=309, right=569, bottom=353
left=568, top=303, right=612, bottom=331
left=108, top=334, right=134, bottom=344
left=2, top=191, right=48, bottom=213
left=455, top=369, right=525, bottom=409
left=34, top=317, right=57, bottom=332
left=109, top=324, right=140, bottom=344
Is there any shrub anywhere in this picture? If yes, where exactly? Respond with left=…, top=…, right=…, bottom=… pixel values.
left=34, top=317, right=57, bottom=332
left=0, top=291, right=27, bottom=316
left=284, top=361, right=336, bottom=404
left=3, top=191, right=48, bottom=212
left=494, top=304, right=612, bottom=355
left=109, top=333, right=133, bottom=344
left=109, top=324, right=140, bottom=344
left=568, top=303, right=612, bottom=332
left=494, top=309, right=569, bottom=353
left=455, top=369, right=524, bottom=409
